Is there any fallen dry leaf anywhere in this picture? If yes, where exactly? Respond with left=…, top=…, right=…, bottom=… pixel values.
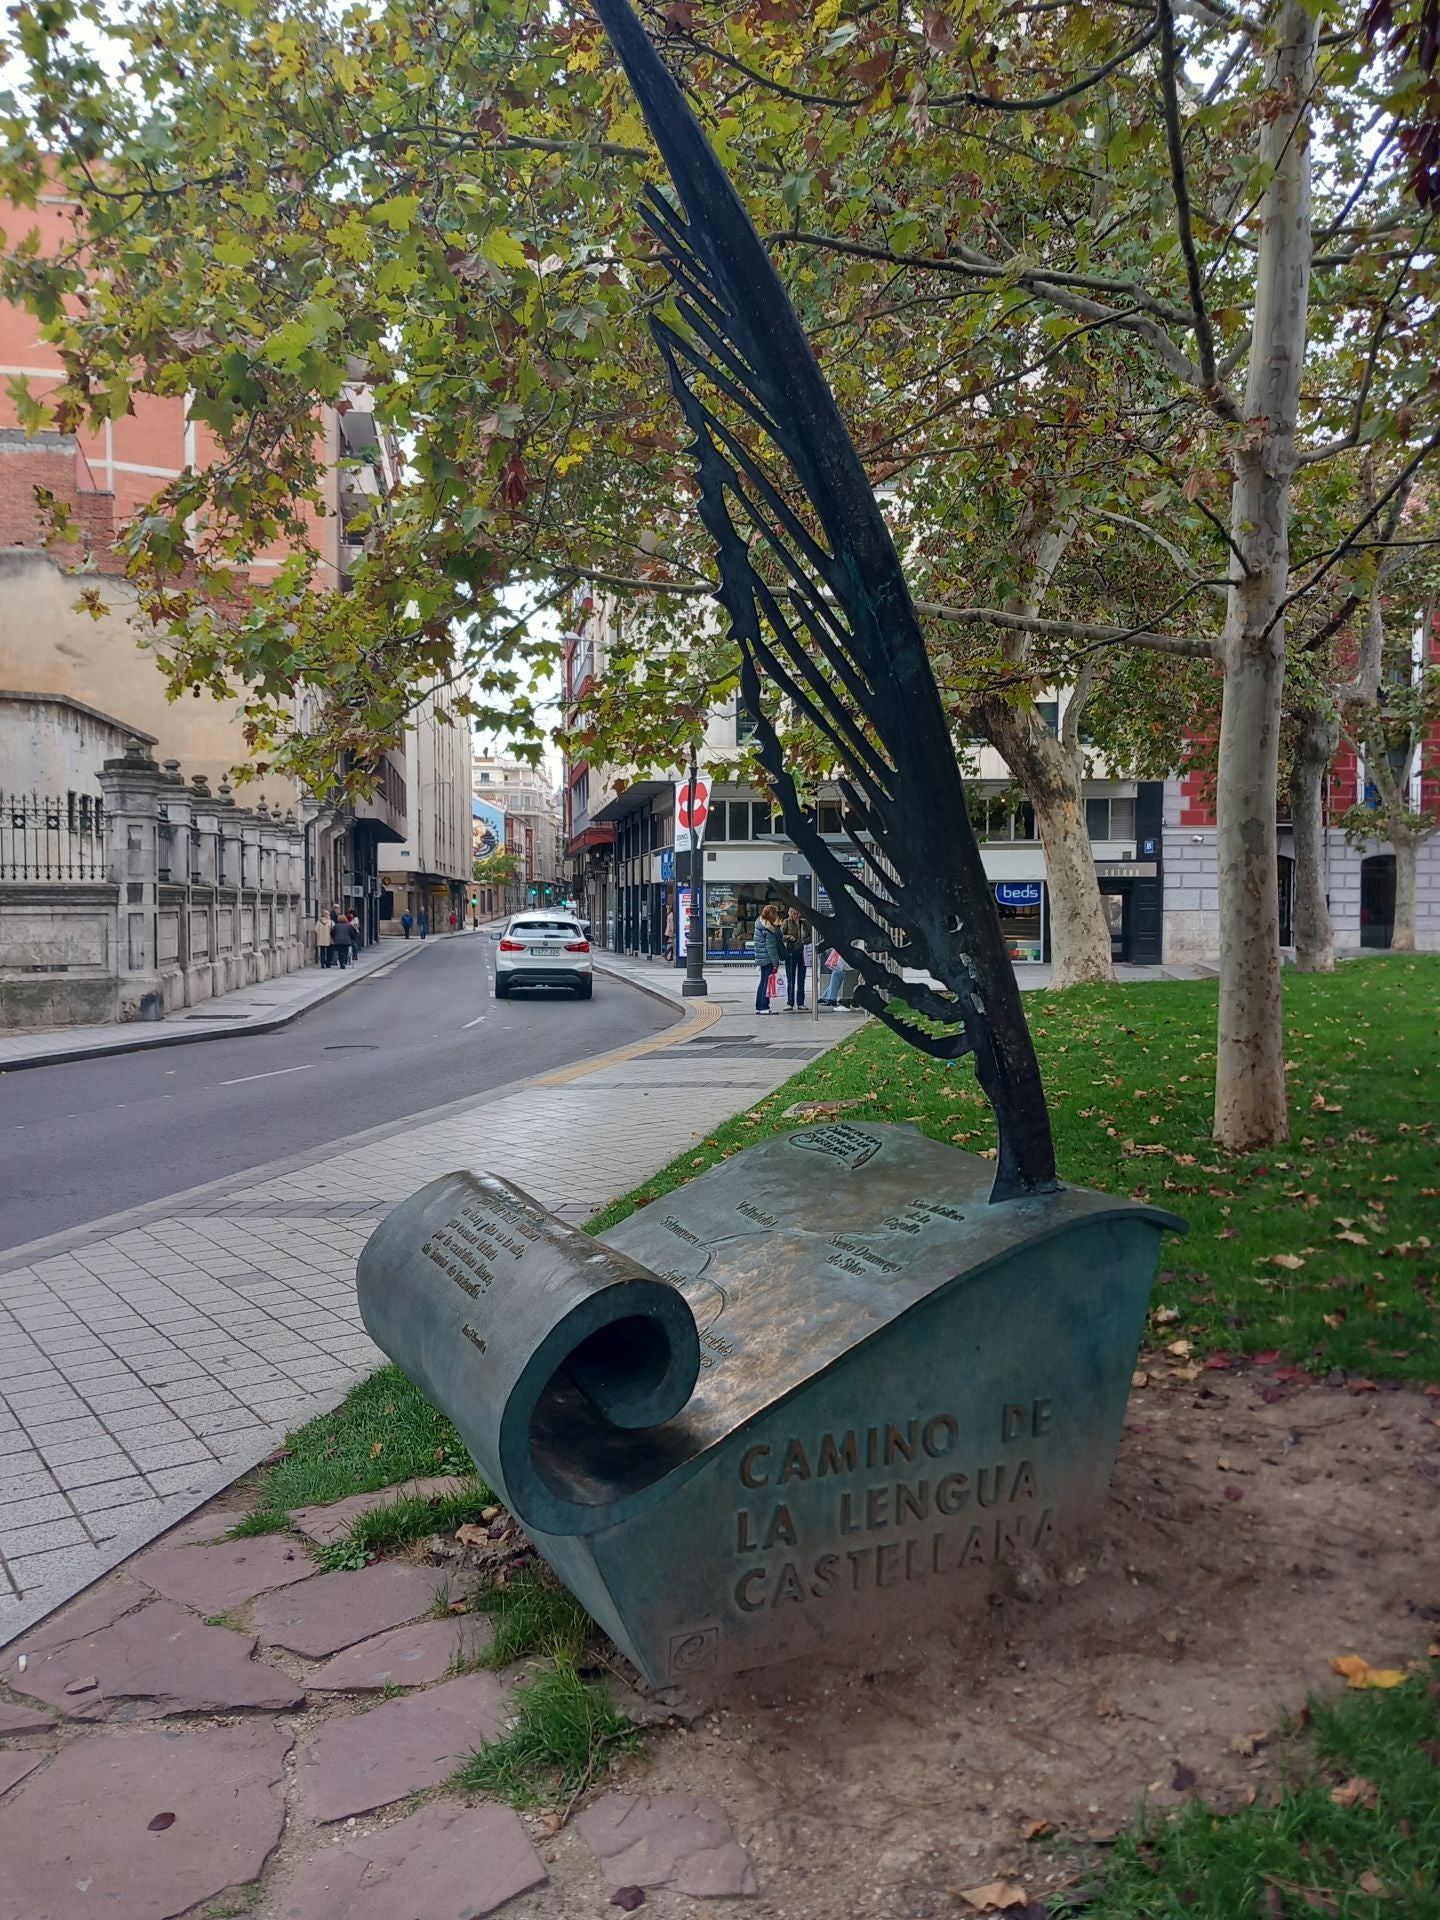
left=1265, top=1252, right=1306, bottom=1271
left=370, top=1442, right=384, bottom=1458
left=956, top=1883, right=1029, bottom=1913
left=1167, top=1338, right=1193, bottom=1357
left=1330, top=1655, right=1406, bottom=1690
left=1021, top=1818, right=1052, bottom=1840
left=1336, top=1230, right=1370, bottom=1246
left=1131, top=1369, right=1149, bottom=1388
left=446, top=1598, right=470, bottom=1614
left=1357, top=1871, right=1386, bottom=1896
left=1328, top=1775, right=1379, bottom=1809
left=1154, top=1305, right=1181, bottom=1326
left=146, top=1812, right=176, bottom=1832
left=1230, top=1731, right=1270, bottom=1756
left=455, top=1523, right=489, bottom=1547
left=1217, top=1454, right=1232, bottom=1471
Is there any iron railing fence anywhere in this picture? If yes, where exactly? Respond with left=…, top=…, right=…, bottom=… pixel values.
left=0, top=790, right=108, bottom=881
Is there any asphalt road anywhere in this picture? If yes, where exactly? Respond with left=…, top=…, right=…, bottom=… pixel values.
left=0, top=936, right=677, bottom=1252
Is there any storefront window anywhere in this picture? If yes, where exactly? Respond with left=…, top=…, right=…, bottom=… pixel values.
left=993, top=881, right=1045, bottom=964
left=703, top=881, right=775, bottom=957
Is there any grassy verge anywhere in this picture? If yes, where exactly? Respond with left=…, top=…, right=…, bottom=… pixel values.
left=312, top=1479, right=493, bottom=1570
left=470, top=1568, right=594, bottom=1669
left=232, top=1364, right=477, bottom=1531
left=589, top=956, right=1440, bottom=1382
left=451, top=1662, right=638, bottom=1808
left=1078, top=1664, right=1440, bottom=1917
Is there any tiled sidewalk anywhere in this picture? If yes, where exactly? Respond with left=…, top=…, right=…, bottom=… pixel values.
left=0, top=967, right=848, bottom=1644
left=0, top=929, right=464, bottom=1073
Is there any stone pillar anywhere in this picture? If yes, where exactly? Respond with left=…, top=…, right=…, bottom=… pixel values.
left=160, top=780, right=195, bottom=1008
left=99, top=739, right=167, bottom=1022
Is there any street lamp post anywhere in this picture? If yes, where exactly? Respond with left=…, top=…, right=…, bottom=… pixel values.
left=682, top=738, right=708, bottom=997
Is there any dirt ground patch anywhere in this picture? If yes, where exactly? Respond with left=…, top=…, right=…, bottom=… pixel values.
left=493, top=1361, right=1440, bottom=1920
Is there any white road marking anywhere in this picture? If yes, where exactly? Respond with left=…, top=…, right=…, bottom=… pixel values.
left=220, top=1064, right=314, bottom=1087
left=463, top=1013, right=488, bottom=1029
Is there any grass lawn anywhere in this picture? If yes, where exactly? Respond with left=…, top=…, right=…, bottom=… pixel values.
left=590, top=955, right=1440, bottom=1383
left=233, top=1364, right=478, bottom=1529
left=1082, top=1663, right=1440, bottom=1918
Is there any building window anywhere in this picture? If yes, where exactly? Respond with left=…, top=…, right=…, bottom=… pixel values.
left=751, top=801, right=774, bottom=838
left=1086, top=796, right=1137, bottom=842
left=967, top=793, right=1036, bottom=842
left=817, top=801, right=843, bottom=836
left=1035, top=701, right=1059, bottom=735
left=735, top=694, right=758, bottom=743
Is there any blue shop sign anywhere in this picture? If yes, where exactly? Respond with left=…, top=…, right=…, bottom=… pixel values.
left=995, top=881, right=1043, bottom=909
left=659, top=849, right=675, bottom=881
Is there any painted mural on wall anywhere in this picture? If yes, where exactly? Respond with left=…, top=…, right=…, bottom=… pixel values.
left=472, top=795, right=504, bottom=864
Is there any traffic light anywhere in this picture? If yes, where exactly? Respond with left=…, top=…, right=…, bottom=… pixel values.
left=528, top=885, right=538, bottom=900
left=470, top=895, right=477, bottom=909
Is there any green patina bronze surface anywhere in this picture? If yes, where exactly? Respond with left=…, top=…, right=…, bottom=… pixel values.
left=357, top=1124, right=1182, bottom=1691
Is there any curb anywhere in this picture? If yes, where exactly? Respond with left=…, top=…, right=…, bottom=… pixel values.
left=591, top=956, right=688, bottom=1013
left=0, top=933, right=462, bottom=1075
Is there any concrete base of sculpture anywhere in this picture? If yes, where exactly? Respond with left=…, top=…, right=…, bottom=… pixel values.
left=357, top=1123, right=1183, bottom=1691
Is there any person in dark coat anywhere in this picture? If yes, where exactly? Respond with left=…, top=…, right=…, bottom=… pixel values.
left=400, top=911, right=413, bottom=939
left=781, top=909, right=809, bottom=1010
left=330, top=910, right=354, bottom=969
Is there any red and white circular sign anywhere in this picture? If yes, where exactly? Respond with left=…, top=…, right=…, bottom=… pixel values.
left=676, top=778, right=711, bottom=831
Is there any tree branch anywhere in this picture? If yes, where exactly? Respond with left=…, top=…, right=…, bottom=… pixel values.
left=1157, top=0, right=1239, bottom=418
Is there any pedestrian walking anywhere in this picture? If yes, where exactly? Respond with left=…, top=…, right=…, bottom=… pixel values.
left=346, top=910, right=362, bottom=954
left=418, top=910, right=429, bottom=939
left=753, top=902, right=784, bottom=1014
left=781, top=908, right=808, bottom=1010
left=663, top=904, right=675, bottom=962
left=449, top=910, right=457, bottom=931
left=315, top=910, right=333, bottom=969
left=821, top=944, right=850, bottom=1006
left=330, top=910, right=354, bottom=970
left=400, top=910, right=413, bottom=940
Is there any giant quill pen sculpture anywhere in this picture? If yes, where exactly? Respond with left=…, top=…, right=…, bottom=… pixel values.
left=590, top=0, right=1056, bottom=1204
left=354, top=0, right=1186, bottom=1696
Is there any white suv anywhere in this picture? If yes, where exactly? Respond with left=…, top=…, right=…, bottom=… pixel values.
left=494, top=911, right=594, bottom=999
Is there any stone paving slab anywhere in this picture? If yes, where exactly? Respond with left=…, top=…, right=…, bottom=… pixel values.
left=576, top=1791, right=759, bottom=1898
left=130, top=1532, right=317, bottom=1613
left=253, top=1560, right=447, bottom=1657
left=8, top=1596, right=304, bottom=1719
left=289, top=1473, right=474, bottom=1546
left=0, top=1695, right=54, bottom=1734
left=304, top=1614, right=488, bottom=1691
left=0, top=1746, right=46, bottom=1796
left=0, top=1720, right=291, bottom=1920
left=297, top=1670, right=510, bottom=1821
left=275, top=1798, right=547, bottom=1919
left=1, top=970, right=846, bottom=1646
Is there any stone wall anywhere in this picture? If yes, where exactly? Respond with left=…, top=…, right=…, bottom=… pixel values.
left=0, top=742, right=309, bottom=1029
left=1161, top=778, right=1440, bottom=962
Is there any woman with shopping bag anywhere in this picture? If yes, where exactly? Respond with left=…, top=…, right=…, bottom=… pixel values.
left=753, top=902, right=785, bottom=1014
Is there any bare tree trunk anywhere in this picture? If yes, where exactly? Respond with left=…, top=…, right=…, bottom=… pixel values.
left=1289, top=702, right=1337, bottom=972
left=1392, top=830, right=1418, bottom=950
left=1212, top=0, right=1318, bottom=1150
left=974, top=693, right=1116, bottom=988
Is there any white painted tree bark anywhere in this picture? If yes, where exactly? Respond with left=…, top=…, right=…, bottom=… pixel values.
left=1212, top=0, right=1319, bottom=1149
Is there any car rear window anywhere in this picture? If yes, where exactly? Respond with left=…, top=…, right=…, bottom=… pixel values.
left=511, top=920, right=582, bottom=936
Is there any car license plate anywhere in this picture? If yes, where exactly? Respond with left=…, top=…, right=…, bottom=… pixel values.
left=530, top=944, right=562, bottom=956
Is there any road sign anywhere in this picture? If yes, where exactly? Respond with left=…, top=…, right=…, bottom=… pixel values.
left=674, top=777, right=711, bottom=852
